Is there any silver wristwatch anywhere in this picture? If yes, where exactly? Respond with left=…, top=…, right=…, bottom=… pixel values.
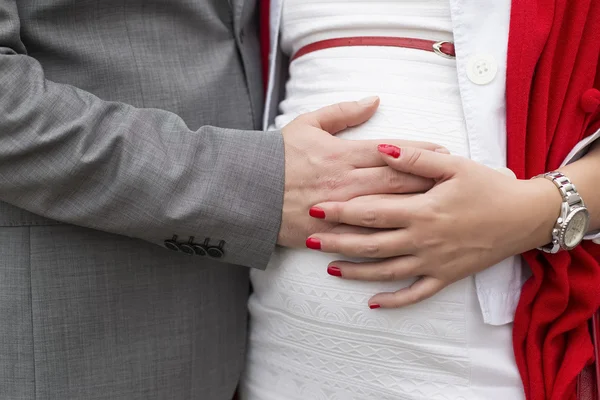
left=535, top=171, right=590, bottom=254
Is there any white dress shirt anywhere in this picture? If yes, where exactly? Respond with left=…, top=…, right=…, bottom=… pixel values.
left=262, top=0, right=600, bottom=325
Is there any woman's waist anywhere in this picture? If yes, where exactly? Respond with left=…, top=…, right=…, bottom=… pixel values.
left=250, top=248, right=524, bottom=325
left=251, top=248, right=469, bottom=306
left=278, top=49, right=465, bottom=138
left=275, top=89, right=471, bottom=157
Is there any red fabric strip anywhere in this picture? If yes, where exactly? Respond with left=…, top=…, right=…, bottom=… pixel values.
left=507, top=0, right=600, bottom=398
left=291, top=36, right=455, bottom=61
left=259, top=0, right=270, bottom=93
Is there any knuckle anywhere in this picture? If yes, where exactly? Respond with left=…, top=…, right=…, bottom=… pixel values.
left=404, top=148, right=422, bottom=168
left=331, top=103, right=348, bottom=122
left=409, top=229, right=431, bottom=249
left=359, top=241, right=382, bottom=258
left=381, top=264, right=406, bottom=282
left=359, top=208, right=380, bottom=227
left=379, top=268, right=396, bottom=281
left=386, top=171, right=406, bottom=191
left=320, top=173, right=346, bottom=191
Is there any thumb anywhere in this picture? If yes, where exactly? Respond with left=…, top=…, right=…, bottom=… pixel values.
left=377, top=145, right=457, bottom=180
left=299, top=96, right=380, bottom=134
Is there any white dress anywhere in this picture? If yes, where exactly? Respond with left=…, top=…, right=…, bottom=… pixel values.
left=240, top=1, right=525, bottom=399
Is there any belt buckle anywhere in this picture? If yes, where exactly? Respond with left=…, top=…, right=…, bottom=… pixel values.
left=432, top=41, right=455, bottom=59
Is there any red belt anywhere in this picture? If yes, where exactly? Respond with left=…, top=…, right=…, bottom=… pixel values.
left=291, top=36, right=456, bottom=62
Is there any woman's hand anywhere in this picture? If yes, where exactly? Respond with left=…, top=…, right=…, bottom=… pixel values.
left=307, top=144, right=563, bottom=309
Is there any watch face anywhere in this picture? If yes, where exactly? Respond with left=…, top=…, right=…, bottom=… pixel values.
left=564, top=208, right=590, bottom=249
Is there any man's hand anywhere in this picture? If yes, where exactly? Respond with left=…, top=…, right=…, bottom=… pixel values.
left=305, top=144, right=563, bottom=308
left=278, top=98, right=447, bottom=248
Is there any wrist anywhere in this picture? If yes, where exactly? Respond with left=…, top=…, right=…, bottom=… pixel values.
left=517, top=177, right=564, bottom=251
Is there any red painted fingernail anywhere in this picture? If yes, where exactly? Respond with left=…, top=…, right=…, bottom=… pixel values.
left=377, top=144, right=401, bottom=158
left=309, top=207, right=326, bottom=219
left=306, top=238, right=322, bottom=250
left=327, top=266, right=342, bottom=277
left=369, top=303, right=381, bottom=309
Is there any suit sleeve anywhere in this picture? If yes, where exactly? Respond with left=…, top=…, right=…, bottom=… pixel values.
left=0, top=1, right=284, bottom=269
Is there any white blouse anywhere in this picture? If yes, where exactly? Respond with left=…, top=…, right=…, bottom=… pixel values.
left=263, top=0, right=600, bottom=326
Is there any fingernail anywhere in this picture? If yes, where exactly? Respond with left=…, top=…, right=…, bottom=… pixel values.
left=358, top=96, right=379, bottom=106
left=327, top=266, right=342, bottom=277
left=309, top=207, right=326, bottom=219
left=377, top=144, right=401, bottom=158
left=306, top=238, right=322, bottom=250
left=369, top=303, right=381, bottom=309
left=435, top=147, right=450, bottom=154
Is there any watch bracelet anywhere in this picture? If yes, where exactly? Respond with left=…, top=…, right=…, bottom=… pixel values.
left=534, top=171, right=585, bottom=253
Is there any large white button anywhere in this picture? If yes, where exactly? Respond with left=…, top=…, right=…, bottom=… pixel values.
left=467, top=54, right=498, bottom=85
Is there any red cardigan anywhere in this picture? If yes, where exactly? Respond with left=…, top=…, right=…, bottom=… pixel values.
left=259, top=1, right=600, bottom=398
left=507, top=0, right=600, bottom=399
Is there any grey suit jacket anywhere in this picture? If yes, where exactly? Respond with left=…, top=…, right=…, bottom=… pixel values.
left=0, top=0, right=283, bottom=399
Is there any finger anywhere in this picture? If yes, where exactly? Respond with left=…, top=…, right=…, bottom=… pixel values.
left=309, top=229, right=414, bottom=258
left=377, top=145, right=459, bottom=180
left=298, top=97, right=381, bottom=134
left=368, top=277, right=445, bottom=309
left=310, top=195, right=417, bottom=229
left=345, top=167, right=435, bottom=198
left=317, top=167, right=431, bottom=204
left=330, top=168, right=432, bottom=200
left=326, top=224, right=378, bottom=236
left=345, top=140, right=449, bottom=168
left=324, top=256, right=420, bottom=281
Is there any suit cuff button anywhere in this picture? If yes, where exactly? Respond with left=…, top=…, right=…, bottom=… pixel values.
left=179, top=243, right=195, bottom=255
left=164, top=241, right=180, bottom=251
left=193, top=238, right=210, bottom=256
left=207, top=240, right=225, bottom=258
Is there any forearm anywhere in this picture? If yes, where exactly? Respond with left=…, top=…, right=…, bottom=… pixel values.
left=0, top=3, right=284, bottom=269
